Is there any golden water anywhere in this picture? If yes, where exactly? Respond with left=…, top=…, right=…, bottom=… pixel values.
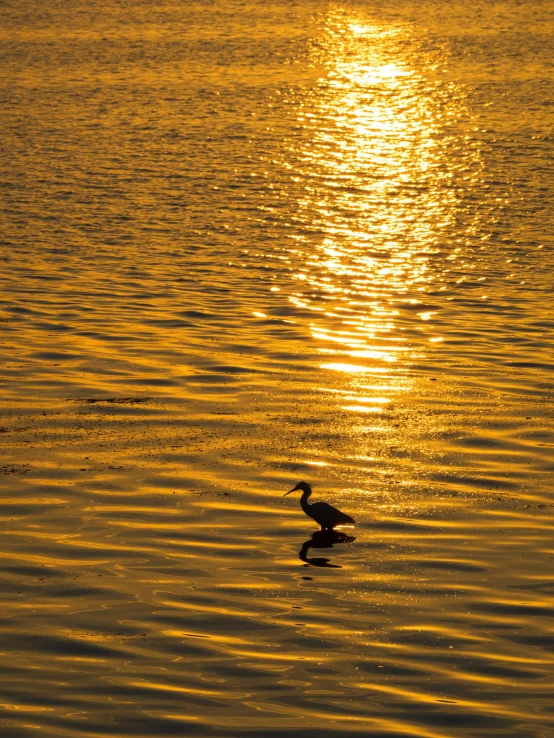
left=1, top=1, right=553, bottom=736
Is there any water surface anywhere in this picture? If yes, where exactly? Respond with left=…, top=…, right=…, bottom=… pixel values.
left=1, top=1, right=553, bottom=736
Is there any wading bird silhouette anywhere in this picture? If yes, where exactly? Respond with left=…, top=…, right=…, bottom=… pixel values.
left=284, top=481, right=356, bottom=531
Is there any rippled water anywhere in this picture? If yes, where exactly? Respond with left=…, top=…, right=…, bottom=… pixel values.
left=1, top=1, right=553, bottom=736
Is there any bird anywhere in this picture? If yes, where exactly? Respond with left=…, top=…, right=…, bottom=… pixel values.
left=284, top=481, right=356, bottom=531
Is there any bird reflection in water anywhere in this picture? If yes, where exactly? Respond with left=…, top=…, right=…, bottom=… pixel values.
left=299, top=529, right=356, bottom=568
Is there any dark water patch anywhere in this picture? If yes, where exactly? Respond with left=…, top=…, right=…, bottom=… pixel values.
left=145, top=638, right=217, bottom=659
left=392, top=632, right=480, bottom=649
left=0, top=686, right=84, bottom=708
left=2, top=482, right=74, bottom=498
left=513, top=580, right=554, bottom=594
left=4, top=306, right=44, bottom=316
left=502, top=634, right=554, bottom=652
left=90, top=333, right=136, bottom=342
left=473, top=601, right=554, bottom=618
left=504, top=361, right=554, bottom=371
left=0, top=465, right=32, bottom=476
left=1, top=634, right=127, bottom=658
left=0, top=723, right=29, bottom=738
left=455, top=435, right=514, bottom=450
left=222, top=342, right=266, bottom=354
left=355, top=661, right=428, bottom=677
left=143, top=319, right=194, bottom=328
left=29, top=351, right=80, bottom=361
left=47, top=585, right=116, bottom=598
left=519, top=429, right=554, bottom=442
left=151, top=611, right=281, bottom=634
left=20, top=713, right=215, bottom=737
left=463, top=662, right=544, bottom=680
left=12, top=541, right=144, bottom=561
left=108, top=680, right=231, bottom=709
left=178, top=310, right=217, bottom=319
left=128, top=377, right=181, bottom=387
left=0, top=564, right=64, bottom=577
left=74, top=397, right=152, bottom=405
left=76, top=405, right=162, bottom=418
left=32, top=321, right=74, bottom=332
left=281, top=635, right=342, bottom=650
left=0, top=503, right=49, bottom=516
left=189, top=374, right=240, bottom=384
left=218, top=728, right=417, bottom=738
left=74, top=330, right=111, bottom=338
left=209, top=663, right=279, bottom=679
left=399, top=708, right=515, bottom=729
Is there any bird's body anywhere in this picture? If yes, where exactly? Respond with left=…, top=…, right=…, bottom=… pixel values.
left=284, top=481, right=355, bottom=530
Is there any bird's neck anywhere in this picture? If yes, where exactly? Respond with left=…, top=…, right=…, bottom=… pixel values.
left=300, top=490, right=312, bottom=514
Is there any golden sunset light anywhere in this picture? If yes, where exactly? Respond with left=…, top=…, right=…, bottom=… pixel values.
left=0, top=1, right=553, bottom=737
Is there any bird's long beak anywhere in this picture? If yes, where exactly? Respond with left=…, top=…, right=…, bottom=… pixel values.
left=284, top=488, right=296, bottom=496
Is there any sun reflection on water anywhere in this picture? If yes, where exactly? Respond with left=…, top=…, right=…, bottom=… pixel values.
left=284, top=9, right=482, bottom=411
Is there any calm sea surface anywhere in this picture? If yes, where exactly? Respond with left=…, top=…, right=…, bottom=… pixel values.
left=1, top=1, right=553, bottom=736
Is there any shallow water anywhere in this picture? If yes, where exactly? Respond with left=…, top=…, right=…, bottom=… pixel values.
left=1, top=1, right=553, bottom=736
